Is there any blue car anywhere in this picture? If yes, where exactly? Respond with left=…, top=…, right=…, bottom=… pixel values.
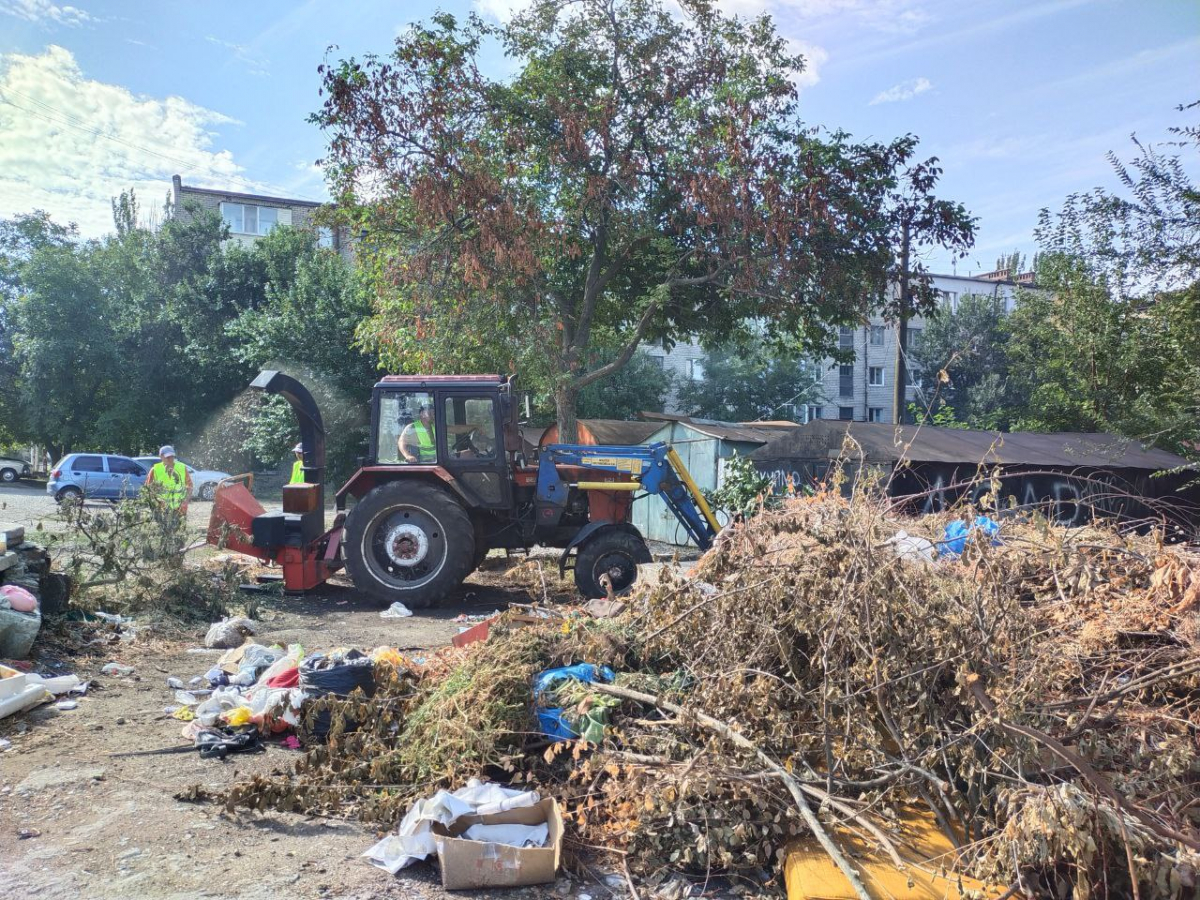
left=47, top=453, right=149, bottom=503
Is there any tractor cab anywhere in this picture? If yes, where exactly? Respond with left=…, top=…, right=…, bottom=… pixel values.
left=341, top=375, right=522, bottom=514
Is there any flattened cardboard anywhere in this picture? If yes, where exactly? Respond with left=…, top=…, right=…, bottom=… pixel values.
left=433, top=797, right=562, bottom=890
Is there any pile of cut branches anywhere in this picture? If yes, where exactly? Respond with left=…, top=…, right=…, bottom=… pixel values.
left=224, top=490, right=1200, bottom=898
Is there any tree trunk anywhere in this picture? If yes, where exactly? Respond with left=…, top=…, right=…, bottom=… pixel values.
left=555, top=386, right=579, bottom=443
left=894, top=218, right=911, bottom=425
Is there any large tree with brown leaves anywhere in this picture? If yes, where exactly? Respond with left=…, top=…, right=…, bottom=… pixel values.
left=314, top=0, right=973, bottom=437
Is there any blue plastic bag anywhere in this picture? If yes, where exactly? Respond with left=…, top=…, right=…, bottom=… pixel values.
left=533, top=663, right=615, bottom=698
left=938, top=515, right=1001, bottom=558
left=533, top=663, right=615, bottom=742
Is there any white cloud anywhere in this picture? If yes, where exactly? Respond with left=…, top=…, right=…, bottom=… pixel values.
left=205, top=35, right=270, bottom=78
left=474, top=0, right=528, bottom=22
left=869, top=76, right=931, bottom=104
left=786, top=38, right=829, bottom=91
left=0, top=0, right=92, bottom=27
left=0, top=45, right=269, bottom=237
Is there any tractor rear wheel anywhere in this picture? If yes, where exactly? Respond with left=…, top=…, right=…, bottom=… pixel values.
left=573, top=528, right=650, bottom=600
left=343, top=481, right=476, bottom=609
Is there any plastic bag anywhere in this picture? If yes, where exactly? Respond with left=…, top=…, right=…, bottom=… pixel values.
left=938, top=515, right=1002, bottom=558
left=380, top=602, right=413, bottom=619
left=0, top=585, right=37, bottom=613
left=533, top=663, right=616, bottom=742
left=299, top=652, right=376, bottom=698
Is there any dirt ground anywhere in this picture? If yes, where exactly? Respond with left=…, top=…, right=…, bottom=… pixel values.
left=0, top=569, right=583, bottom=900
left=0, top=478, right=695, bottom=900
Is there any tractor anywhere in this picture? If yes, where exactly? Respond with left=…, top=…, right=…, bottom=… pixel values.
left=208, top=370, right=720, bottom=607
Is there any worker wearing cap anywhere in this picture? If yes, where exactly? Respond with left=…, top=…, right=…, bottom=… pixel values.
left=147, top=445, right=191, bottom=513
left=289, top=443, right=306, bottom=484
left=399, top=405, right=437, bottom=463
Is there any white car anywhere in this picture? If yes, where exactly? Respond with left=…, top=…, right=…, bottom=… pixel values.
left=0, top=456, right=31, bottom=483
left=134, top=457, right=232, bottom=501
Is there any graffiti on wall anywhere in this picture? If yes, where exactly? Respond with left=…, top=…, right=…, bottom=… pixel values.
left=752, top=460, right=1188, bottom=528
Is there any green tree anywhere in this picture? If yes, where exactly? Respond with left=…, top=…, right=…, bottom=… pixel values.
left=575, top=348, right=672, bottom=422
left=913, top=293, right=1024, bottom=430
left=676, top=338, right=816, bottom=421
left=1009, top=103, right=1200, bottom=454
left=0, top=211, right=78, bottom=444
left=313, top=0, right=973, bottom=440
left=225, top=228, right=379, bottom=483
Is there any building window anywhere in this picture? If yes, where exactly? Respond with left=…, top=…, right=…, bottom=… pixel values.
left=869, top=325, right=885, bottom=346
left=906, top=366, right=920, bottom=387
left=941, top=290, right=958, bottom=312
left=838, top=326, right=854, bottom=350
left=317, top=226, right=335, bottom=249
left=868, top=366, right=885, bottom=386
left=868, top=407, right=885, bottom=422
left=220, top=202, right=283, bottom=236
left=838, top=406, right=854, bottom=421
left=838, top=364, right=854, bottom=397
left=905, top=327, right=922, bottom=350
left=647, top=355, right=665, bottom=370
left=689, top=359, right=705, bottom=382
left=806, top=405, right=822, bottom=422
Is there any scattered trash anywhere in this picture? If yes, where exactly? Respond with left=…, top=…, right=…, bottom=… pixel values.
left=100, top=663, right=135, bottom=676
left=166, top=677, right=184, bottom=689
left=0, top=737, right=11, bottom=751
left=380, top=601, right=413, bottom=619
left=17, top=828, right=40, bottom=839
left=53, top=698, right=77, bottom=711
left=92, top=611, right=133, bottom=625
left=280, top=735, right=302, bottom=750
left=203, top=616, right=257, bottom=649
left=884, top=529, right=936, bottom=565
left=363, top=778, right=551, bottom=884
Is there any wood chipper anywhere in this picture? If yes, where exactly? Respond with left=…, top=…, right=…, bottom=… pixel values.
left=208, top=370, right=721, bottom=607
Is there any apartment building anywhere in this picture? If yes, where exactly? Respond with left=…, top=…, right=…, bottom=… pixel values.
left=652, top=270, right=1029, bottom=421
left=169, top=175, right=353, bottom=261
left=813, top=271, right=1025, bottom=424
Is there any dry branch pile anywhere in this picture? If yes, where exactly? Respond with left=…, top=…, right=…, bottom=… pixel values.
left=225, top=490, right=1200, bottom=898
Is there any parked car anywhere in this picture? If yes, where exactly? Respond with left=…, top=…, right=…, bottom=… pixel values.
left=133, top=457, right=231, bottom=501
left=0, top=455, right=31, bottom=483
left=47, top=454, right=148, bottom=503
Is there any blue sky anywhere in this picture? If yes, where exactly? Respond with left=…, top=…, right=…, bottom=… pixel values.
left=0, top=0, right=1195, bottom=273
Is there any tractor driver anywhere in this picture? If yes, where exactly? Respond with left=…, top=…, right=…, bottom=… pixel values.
left=398, top=404, right=437, bottom=463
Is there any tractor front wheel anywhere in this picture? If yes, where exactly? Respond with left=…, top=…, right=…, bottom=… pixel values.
left=343, top=481, right=476, bottom=609
left=573, top=528, right=650, bottom=600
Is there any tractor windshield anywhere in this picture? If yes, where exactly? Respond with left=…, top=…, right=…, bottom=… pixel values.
left=379, top=392, right=435, bottom=464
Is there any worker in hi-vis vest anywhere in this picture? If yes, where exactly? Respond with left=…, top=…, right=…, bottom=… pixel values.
left=147, top=445, right=191, bottom=513
left=398, top=404, right=437, bottom=463
left=289, top=442, right=305, bottom=484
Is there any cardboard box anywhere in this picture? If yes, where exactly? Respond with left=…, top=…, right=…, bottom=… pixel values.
left=433, top=797, right=562, bottom=889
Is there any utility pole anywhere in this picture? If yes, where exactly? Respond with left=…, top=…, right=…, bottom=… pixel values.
left=893, top=218, right=910, bottom=425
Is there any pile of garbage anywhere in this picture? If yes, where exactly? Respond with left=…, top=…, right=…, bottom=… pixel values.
left=158, top=616, right=406, bottom=759
left=0, top=522, right=63, bottom=661
left=219, top=490, right=1200, bottom=898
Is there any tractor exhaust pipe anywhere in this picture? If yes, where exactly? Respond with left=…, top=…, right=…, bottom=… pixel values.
left=250, top=370, right=326, bottom=509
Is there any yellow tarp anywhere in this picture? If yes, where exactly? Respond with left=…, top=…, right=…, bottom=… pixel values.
left=785, top=807, right=1003, bottom=900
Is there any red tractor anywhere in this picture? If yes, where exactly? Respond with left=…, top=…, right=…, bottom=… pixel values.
left=208, top=371, right=719, bottom=607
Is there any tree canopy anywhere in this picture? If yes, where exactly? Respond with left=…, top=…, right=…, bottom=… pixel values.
left=676, top=338, right=817, bottom=422
left=313, top=0, right=974, bottom=438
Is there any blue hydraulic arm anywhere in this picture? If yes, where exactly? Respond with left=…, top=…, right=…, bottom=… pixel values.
left=536, top=442, right=722, bottom=550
